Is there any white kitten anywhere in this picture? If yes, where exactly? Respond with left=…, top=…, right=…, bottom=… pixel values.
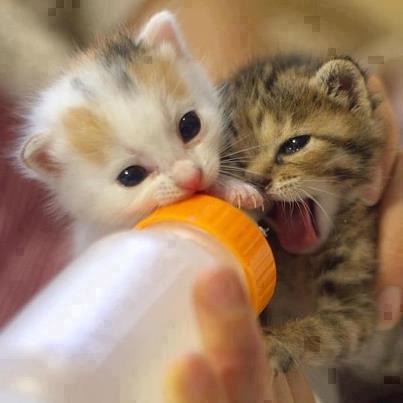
left=18, top=11, right=262, bottom=255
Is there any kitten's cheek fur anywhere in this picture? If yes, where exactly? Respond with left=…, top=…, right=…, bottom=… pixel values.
left=196, top=153, right=220, bottom=190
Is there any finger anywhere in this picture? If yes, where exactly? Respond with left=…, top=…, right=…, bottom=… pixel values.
left=377, top=151, right=403, bottom=330
left=164, top=353, right=227, bottom=403
left=285, top=370, right=317, bottom=403
left=368, top=75, right=399, bottom=189
left=270, top=373, right=294, bottom=403
left=193, top=268, right=271, bottom=403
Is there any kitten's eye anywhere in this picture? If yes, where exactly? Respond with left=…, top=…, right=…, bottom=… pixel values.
left=279, top=135, right=311, bottom=155
left=179, top=111, right=201, bottom=143
left=117, top=165, right=148, bottom=187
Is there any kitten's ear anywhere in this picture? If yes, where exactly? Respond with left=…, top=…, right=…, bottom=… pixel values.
left=312, top=58, right=371, bottom=112
left=137, top=11, right=189, bottom=58
left=21, top=134, right=61, bottom=178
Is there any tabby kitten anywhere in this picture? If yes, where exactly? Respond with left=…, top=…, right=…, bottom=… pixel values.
left=221, top=55, right=402, bottom=387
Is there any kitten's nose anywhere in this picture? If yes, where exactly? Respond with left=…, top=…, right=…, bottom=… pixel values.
left=172, top=160, right=203, bottom=191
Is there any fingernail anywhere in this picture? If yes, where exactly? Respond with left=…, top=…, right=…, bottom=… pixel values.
left=201, top=269, right=247, bottom=312
left=377, top=286, right=402, bottom=331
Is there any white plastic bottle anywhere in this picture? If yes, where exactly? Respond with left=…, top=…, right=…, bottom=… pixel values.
left=0, top=195, right=276, bottom=403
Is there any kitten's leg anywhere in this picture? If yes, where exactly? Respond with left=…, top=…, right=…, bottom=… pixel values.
left=207, top=177, right=264, bottom=210
left=264, top=255, right=378, bottom=373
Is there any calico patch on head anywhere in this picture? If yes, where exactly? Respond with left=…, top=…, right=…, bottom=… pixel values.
left=222, top=55, right=384, bottom=254
left=19, top=11, right=223, bottom=228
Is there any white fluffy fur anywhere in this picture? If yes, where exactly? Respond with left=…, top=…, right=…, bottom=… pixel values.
left=19, top=11, right=224, bottom=255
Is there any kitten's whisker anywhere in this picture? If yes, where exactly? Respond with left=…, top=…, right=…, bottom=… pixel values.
left=291, top=194, right=314, bottom=231
left=299, top=195, right=315, bottom=223
left=220, top=168, right=251, bottom=181
left=298, top=178, right=342, bottom=184
left=219, top=132, right=252, bottom=154
left=218, top=170, right=247, bottom=182
left=280, top=200, right=287, bottom=224
left=220, top=157, right=253, bottom=165
left=301, top=189, right=332, bottom=225
left=295, top=198, right=307, bottom=232
left=303, top=185, right=340, bottom=199
left=220, top=132, right=250, bottom=149
left=221, top=153, right=252, bottom=160
left=219, top=163, right=254, bottom=171
left=219, top=167, right=244, bottom=176
left=305, top=185, right=348, bottom=200
left=220, top=165, right=262, bottom=177
left=290, top=198, right=296, bottom=218
left=221, top=142, right=272, bottom=158
left=219, top=141, right=235, bottom=155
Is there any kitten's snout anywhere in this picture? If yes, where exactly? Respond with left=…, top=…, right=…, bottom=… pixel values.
left=171, top=160, right=203, bottom=191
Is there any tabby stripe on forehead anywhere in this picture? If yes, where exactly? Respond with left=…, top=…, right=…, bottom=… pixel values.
left=315, top=134, right=375, bottom=160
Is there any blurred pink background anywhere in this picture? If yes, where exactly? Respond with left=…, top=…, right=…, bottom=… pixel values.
left=0, top=93, right=71, bottom=327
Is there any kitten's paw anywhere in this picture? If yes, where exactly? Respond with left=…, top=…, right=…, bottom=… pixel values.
left=207, top=178, right=264, bottom=210
left=227, top=183, right=264, bottom=210
left=265, top=334, right=295, bottom=374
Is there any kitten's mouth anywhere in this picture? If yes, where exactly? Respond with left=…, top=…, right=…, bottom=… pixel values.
left=269, top=199, right=320, bottom=254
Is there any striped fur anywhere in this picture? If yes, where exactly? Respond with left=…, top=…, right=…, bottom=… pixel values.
left=221, top=54, right=402, bottom=386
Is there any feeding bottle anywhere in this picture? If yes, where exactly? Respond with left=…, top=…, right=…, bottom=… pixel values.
left=0, top=195, right=276, bottom=403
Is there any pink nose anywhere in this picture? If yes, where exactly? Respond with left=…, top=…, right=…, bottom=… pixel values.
left=172, top=160, right=203, bottom=191
left=178, top=169, right=202, bottom=190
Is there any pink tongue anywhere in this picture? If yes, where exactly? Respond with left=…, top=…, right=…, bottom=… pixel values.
left=271, top=201, right=318, bottom=254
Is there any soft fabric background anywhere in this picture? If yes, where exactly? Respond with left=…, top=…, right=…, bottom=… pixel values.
left=0, top=94, right=71, bottom=325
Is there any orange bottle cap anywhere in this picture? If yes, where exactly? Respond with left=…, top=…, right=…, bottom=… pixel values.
left=135, top=195, right=276, bottom=314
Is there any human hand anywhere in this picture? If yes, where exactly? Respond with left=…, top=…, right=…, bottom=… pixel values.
left=377, top=149, right=403, bottom=330
left=164, top=268, right=317, bottom=403
left=368, top=76, right=403, bottom=330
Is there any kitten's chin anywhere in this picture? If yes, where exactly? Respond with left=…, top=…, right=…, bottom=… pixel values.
left=268, top=199, right=324, bottom=255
